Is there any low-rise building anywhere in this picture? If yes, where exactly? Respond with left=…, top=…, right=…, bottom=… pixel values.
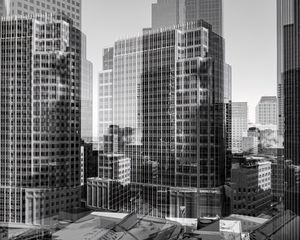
left=231, top=156, right=272, bottom=216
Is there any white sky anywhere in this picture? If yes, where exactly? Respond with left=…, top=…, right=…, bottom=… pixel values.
left=82, top=0, right=277, bottom=136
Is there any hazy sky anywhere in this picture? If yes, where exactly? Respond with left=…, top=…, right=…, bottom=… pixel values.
left=82, top=0, right=277, bottom=135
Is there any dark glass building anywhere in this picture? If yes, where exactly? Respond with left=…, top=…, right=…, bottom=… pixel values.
left=152, top=0, right=223, bottom=36
left=281, top=0, right=300, bottom=165
left=278, top=0, right=300, bottom=232
left=277, top=0, right=294, bottom=141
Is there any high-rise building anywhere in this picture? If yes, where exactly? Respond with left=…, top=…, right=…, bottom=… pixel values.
left=152, top=0, right=185, bottom=30
left=0, top=0, right=94, bottom=143
left=81, top=34, right=93, bottom=142
left=255, top=96, right=278, bottom=126
left=152, top=0, right=223, bottom=36
left=95, top=20, right=227, bottom=219
left=152, top=0, right=230, bottom=182
left=185, top=0, right=223, bottom=36
left=232, top=102, right=248, bottom=153
left=224, top=64, right=232, bottom=179
left=0, top=0, right=81, bottom=29
left=224, top=64, right=232, bottom=104
left=279, top=0, right=300, bottom=165
left=0, top=14, right=81, bottom=226
left=277, top=0, right=294, bottom=141
left=277, top=1, right=300, bottom=229
left=98, top=47, right=114, bottom=150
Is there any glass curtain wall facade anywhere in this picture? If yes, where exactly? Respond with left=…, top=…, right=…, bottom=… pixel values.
left=282, top=0, right=300, bottom=165
left=152, top=0, right=223, bottom=37
left=232, top=102, right=248, bottom=153
left=94, top=20, right=227, bottom=219
left=0, top=14, right=81, bottom=226
left=1, top=0, right=81, bottom=28
left=81, top=34, right=93, bottom=142
left=278, top=0, right=300, bottom=234
left=185, top=0, right=223, bottom=36
left=1, top=0, right=94, bottom=143
left=277, top=0, right=294, bottom=142
left=152, top=0, right=186, bottom=30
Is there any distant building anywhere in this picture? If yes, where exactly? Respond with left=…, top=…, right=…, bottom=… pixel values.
left=152, top=0, right=223, bottom=36
left=81, top=34, right=93, bottom=142
left=232, top=102, right=248, bottom=153
left=224, top=64, right=232, bottom=180
left=242, top=127, right=260, bottom=155
left=242, top=136, right=259, bottom=155
left=0, top=0, right=6, bottom=16
left=231, top=156, right=272, bottom=216
left=256, top=96, right=278, bottom=126
left=98, top=48, right=113, bottom=150
left=259, top=125, right=278, bottom=151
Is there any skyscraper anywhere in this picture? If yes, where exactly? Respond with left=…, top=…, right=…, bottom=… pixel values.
left=278, top=0, right=300, bottom=223
left=0, top=0, right=94, bottom=143
left=81, top=34, right=93, bottom=142
left=152, top=0, right=223, bottom=36
left=255, top=96, right=278, bottom=126
left=224, top=64, right=232, bottom=167
left=277, top=0, right=294, bottom=141
left=232, top=102, right=248, bottom=153
left=94, top=19, right=227, bottom=218
left=185, top=0, right=223, bottom=36
left=0, top=0, right=81, bottom=28
left=152, top=0, right=185, bottom=30
left=0, top=14, right=81, bottom=226
left=279, top=0, right=300, bottom=165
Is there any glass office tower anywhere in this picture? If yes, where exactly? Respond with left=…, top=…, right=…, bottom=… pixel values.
left=152, top=0, right=223, bottom=36
left=81, top=34, right=93, bottom=142
left=185, top=0, right=223, bottom=36
left=93, top=20, right=227, bottom=218
left=278, top=0, right=300, bottom=224
left=0, top=0, right=81, bottom=28
left=0, top=0, right=94, bottom=143
left=280, top=0, right=300, bottom=165
left=277, top=0, right=294, bottom=143
left=0, top=14, right=81, bottom=226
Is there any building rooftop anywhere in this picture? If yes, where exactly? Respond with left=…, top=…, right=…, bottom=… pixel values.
left=250, top=210, right=300, bottom=239
left=197, top=214, right=268, bottom=233
left=259, top=96, right=277, bottom=103
left=52, top=212, right=182, bottom=240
